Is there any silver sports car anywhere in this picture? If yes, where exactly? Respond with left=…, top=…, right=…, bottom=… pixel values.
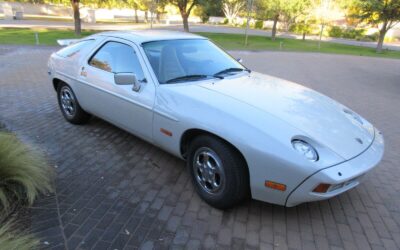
left=48, top=30, right=384, bottom=209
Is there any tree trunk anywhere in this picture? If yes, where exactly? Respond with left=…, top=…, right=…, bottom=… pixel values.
left=71, top=0, right=81, bottom=36
left=156, top=12, right=160, bottom=22
left=376, top=21, right=388, bottom=53
left=182, top=13, right=189, bottom=32
left=134, top=8, right=139, bottom=23
left=271, top=14, right=279, bottom=40
left=302, top=31, right=306, bottom=41
left=377, top=31, right=386, bottom=53
left=145, top=11, right=148, bottom=23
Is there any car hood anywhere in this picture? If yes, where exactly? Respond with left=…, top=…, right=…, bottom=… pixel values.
left=197, top=72, right=375, bottom=160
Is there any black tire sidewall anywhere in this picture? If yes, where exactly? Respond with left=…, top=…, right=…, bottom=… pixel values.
left=187, top=135, right=249, bottom=209
left=57, top=83, right=90, bottom=124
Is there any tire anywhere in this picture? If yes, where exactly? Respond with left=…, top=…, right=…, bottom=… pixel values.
left=187, top=135, right=249, bottom=209
left=57, top=83, right=91, bottom=124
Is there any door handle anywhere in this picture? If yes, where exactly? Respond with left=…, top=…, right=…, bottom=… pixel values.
left=80, top=66, right=87, bottom=77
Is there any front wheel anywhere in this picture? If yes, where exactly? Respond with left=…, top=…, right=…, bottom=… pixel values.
left=57, top=83, right=90, bottom=124
left=187, top=135, right=249, bottom=209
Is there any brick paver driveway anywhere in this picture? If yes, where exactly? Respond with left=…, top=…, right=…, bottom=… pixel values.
left=0, top=45, right=399, bottom=250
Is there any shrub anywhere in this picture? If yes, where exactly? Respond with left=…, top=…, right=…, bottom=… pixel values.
left=255, top=20, right=264, bottom=29
left=223, top=18, right=229, bottom=25
left=328, top=26, right=343, bottom=38
left=342, top=28, right=366, bottom=39
left=200, top=13, right=209, bottom=23
left=0, top=132, right=54, bottom=211
left=240, top=21, right=255, bottom=29
left=356, top=32, right=379, bottom=41
left=367, top=32, right=379, bottom=41
left=289, top=23, right=300, bottom=33
left=0, top=220, right=39, bottom=250
left=290, top=23, right=314, bottom=36
left=328, top=26, right=369, bottom=40
left=384, top=35, right=395, bottom=42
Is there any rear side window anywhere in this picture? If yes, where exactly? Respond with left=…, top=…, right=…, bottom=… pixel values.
left=57, top=40, right=94, bottom=58
left=88, top=41, right=145, bottom=80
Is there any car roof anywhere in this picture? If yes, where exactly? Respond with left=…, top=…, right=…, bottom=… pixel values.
left=95, top=30, right=207, bottom=44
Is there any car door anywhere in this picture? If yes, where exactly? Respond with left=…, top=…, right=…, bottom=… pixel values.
left=76, top=38, right=155, bottom=142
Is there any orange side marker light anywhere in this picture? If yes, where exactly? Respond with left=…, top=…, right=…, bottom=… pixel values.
left=265, top=181, right=286, bottom=191
left=160, top=128, right=173, bottom=137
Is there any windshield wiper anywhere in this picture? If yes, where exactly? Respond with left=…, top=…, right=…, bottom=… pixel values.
left=214, top=67, right=250, bottom=77
left=166, top=74, right=223, bottom=84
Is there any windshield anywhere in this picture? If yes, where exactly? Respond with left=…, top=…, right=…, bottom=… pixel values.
left=142, top=39, right=245, bottom=84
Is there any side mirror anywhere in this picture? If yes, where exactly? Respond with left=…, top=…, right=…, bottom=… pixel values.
left=237, top=58, right=243, bottom=63
left=114, top=73, right=141, bottom=92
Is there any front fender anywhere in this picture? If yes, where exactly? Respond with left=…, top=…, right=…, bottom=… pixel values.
left=153, top=84, right=344, bottom=205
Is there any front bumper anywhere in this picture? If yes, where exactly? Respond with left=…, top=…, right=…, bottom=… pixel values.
left=285, top=129, right=384, bottom=207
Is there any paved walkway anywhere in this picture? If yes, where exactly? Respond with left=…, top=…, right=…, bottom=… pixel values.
left=0, top=45, right=399, bottom=250
left=1, top=20, right=400, bottom=51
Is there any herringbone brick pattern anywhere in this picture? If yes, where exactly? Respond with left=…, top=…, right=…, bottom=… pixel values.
left=0, top=45, right=399, bottom=250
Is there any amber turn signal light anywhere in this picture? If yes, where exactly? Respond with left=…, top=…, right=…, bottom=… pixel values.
left=313, top=183, right=331, bottom=193
left=265, top=181, right=286, bottom=191
left=160, top=128, right=172, bottom=137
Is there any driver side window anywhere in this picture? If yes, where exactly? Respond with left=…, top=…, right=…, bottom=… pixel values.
left=89, top=41, right=145, bottom=80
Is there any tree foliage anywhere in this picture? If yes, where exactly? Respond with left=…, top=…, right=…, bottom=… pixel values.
left=349, top=0, right=400, bottom=52
left=353, top=0, right=400, bottom=25
left=162, top=0, right=199, bottom=31
left=255, top=0, right=312, bottom=39
left=195, top=0, right=224, bottom=23
left=222, top=0, right=246, bottom=24
left=281, top=0, right=312, bottom=30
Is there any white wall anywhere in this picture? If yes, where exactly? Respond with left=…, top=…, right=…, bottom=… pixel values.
left=0, top=2, right=202, bottom=24
left=0, top=2, right=71, bottom=17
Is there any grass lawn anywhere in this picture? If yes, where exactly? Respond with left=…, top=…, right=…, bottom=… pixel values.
left=1, top=27, right=399, bottom=59
left=201, top=32, right=400, bottom=59
left=0, top=28, right=95, bottom=45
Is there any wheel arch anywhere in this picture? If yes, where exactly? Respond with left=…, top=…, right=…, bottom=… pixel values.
left=180, top=128, right=249, bottom=170
left=52, top=78, right=63, bottom=91
left=180, top=128, right=251, bottom=202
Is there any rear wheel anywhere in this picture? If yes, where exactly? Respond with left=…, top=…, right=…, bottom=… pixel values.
left=187, top=135, right=249, bottom=209
left=57, top=83, right=90, bottom=124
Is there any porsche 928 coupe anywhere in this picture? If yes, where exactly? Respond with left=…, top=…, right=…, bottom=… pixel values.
left=48, top=31, right=384, bottom=209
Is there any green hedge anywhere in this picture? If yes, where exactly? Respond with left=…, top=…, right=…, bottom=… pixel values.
left=328, top=26, right=376, bottom=41
left=328, top=26, right=343, bottom=38
left=289, top=22, right=320, bottom=36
